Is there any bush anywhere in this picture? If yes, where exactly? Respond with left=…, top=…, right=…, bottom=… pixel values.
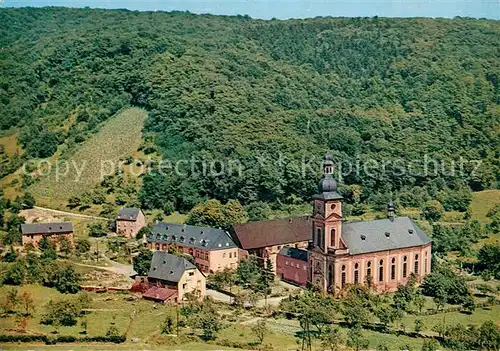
left=0, top=334, right=126, bottom=344
left=421, top=265, right=472, bottom=305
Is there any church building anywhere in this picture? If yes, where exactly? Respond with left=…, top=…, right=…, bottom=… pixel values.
left=309, top=153, right=432, bottom=293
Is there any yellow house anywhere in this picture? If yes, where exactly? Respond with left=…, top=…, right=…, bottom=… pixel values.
left=144, top=251, right=205, bottom=303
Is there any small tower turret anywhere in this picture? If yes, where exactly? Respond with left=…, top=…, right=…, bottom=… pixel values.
left=387, top=200, right=396, bottom=221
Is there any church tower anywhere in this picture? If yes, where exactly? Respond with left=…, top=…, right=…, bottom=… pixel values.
left=309, top=152, right=345, bottom=291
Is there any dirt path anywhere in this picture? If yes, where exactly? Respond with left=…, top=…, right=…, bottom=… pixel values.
left=31, top=206, right=108, bottom=220
left=72, top=255, right=136, bottom=277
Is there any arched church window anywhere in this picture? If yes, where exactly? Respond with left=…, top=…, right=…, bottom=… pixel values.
left=378, top=259, right=384, bottom=282
left=330, top=228, right=336, bottom=247
left=354, top=263, right=359, bottom=284
left=328, top=264, right=334, bottom=288
left=316, top=228, right=322, bottom=249
left=391, top=257, right=396, bottom=280
left=403, top=256, right=408, bottom=278
left=341, top=265, right=346, bottom=287
left=367, top=261, right=372, bottom=282
left=414, top=254, right=419, bottom=274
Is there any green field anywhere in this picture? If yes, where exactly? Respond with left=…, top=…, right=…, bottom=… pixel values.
left=471, top=189, right=500, bottom=223
left=29, top=108, right=147, bottom=208
left=2, top=284, right=498, bottom=351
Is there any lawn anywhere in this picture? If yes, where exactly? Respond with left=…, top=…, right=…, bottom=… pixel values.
left=29, top=108, right=147, bottom=208
left=1, top=284, right=498, bottom=351
left=400, top=305, right=500, bottom=331
left=470, top=189, right=500, bottom=223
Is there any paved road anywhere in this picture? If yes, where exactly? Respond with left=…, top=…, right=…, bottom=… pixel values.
left=206, top=289, right=232, bottom=303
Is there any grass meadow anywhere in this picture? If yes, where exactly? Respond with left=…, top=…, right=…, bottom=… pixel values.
left=1, top=283, right=498, bottom=351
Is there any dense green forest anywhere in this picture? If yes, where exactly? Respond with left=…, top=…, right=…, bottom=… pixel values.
left=0, top=8, right=498, bottom=213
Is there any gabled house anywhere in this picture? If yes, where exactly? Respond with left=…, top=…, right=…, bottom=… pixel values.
left=230, top=216, right=311, bottom=271
left=143, top=251, right=205, bottom=303
left=116, top=207, right=145, bottom=238
left=21, top=222, right=74, bottom=249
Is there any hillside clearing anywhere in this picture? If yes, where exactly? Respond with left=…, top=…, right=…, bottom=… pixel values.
left=470, top=189, right=500, bottom=223
left=29, top=108, right=147, bottom=207
left=0, top=133, right=22, bottom=156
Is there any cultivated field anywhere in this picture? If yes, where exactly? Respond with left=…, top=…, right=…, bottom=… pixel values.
left=29, top=108, right=147, bottom=207
left=0, top=133, right=22, bottom=156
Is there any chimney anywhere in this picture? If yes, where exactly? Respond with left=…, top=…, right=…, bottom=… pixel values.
left=387, top=200, right=396, bottom=222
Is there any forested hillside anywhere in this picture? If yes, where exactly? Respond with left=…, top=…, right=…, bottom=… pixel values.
left=0, top=8, right=498, bottom=214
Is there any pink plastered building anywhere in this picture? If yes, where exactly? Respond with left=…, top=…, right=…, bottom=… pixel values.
left=116, top=208, right=145, bottom=238
left=146, top=222, right=239, bottom=274
left=309, top=153, right=432, bottom=293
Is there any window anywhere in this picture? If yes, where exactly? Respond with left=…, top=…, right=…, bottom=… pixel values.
left=303, top=265, right=307, bottom=271
left=330, top=228, right=336, bottom=247
left=391, top=257, right=396, bottom=280
left=379, top=260, right=384, bottom=282
left=354, top=263, right=359, bottom=284
left=403, top=256, right=408, bottom=278
left=189, top=272, right=194, bottom=276
left=296, top=263, right=300, bottom=268
left=182, top=283, right=187, bottom=289
left=316, top=228, right=322, bottom=248
left=425, top=259, right=428, bottom=273
left=414, top=254, right=419, bottom=274
left=328, top=264, right=334, bottom=288
left=341, top=265, right=346, bottom=287
left=285, top=260, right=289, bottom=266
left=367, top=261, right=372, bottom=282
left=229, top=252, right=232, bottom=259
left=223, top=253, right=226, bottom=258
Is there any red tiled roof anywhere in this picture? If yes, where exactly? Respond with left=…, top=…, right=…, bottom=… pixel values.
left=142, top=286, right=177, bottom=302
left=231, top=216, right=311, bottom=250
